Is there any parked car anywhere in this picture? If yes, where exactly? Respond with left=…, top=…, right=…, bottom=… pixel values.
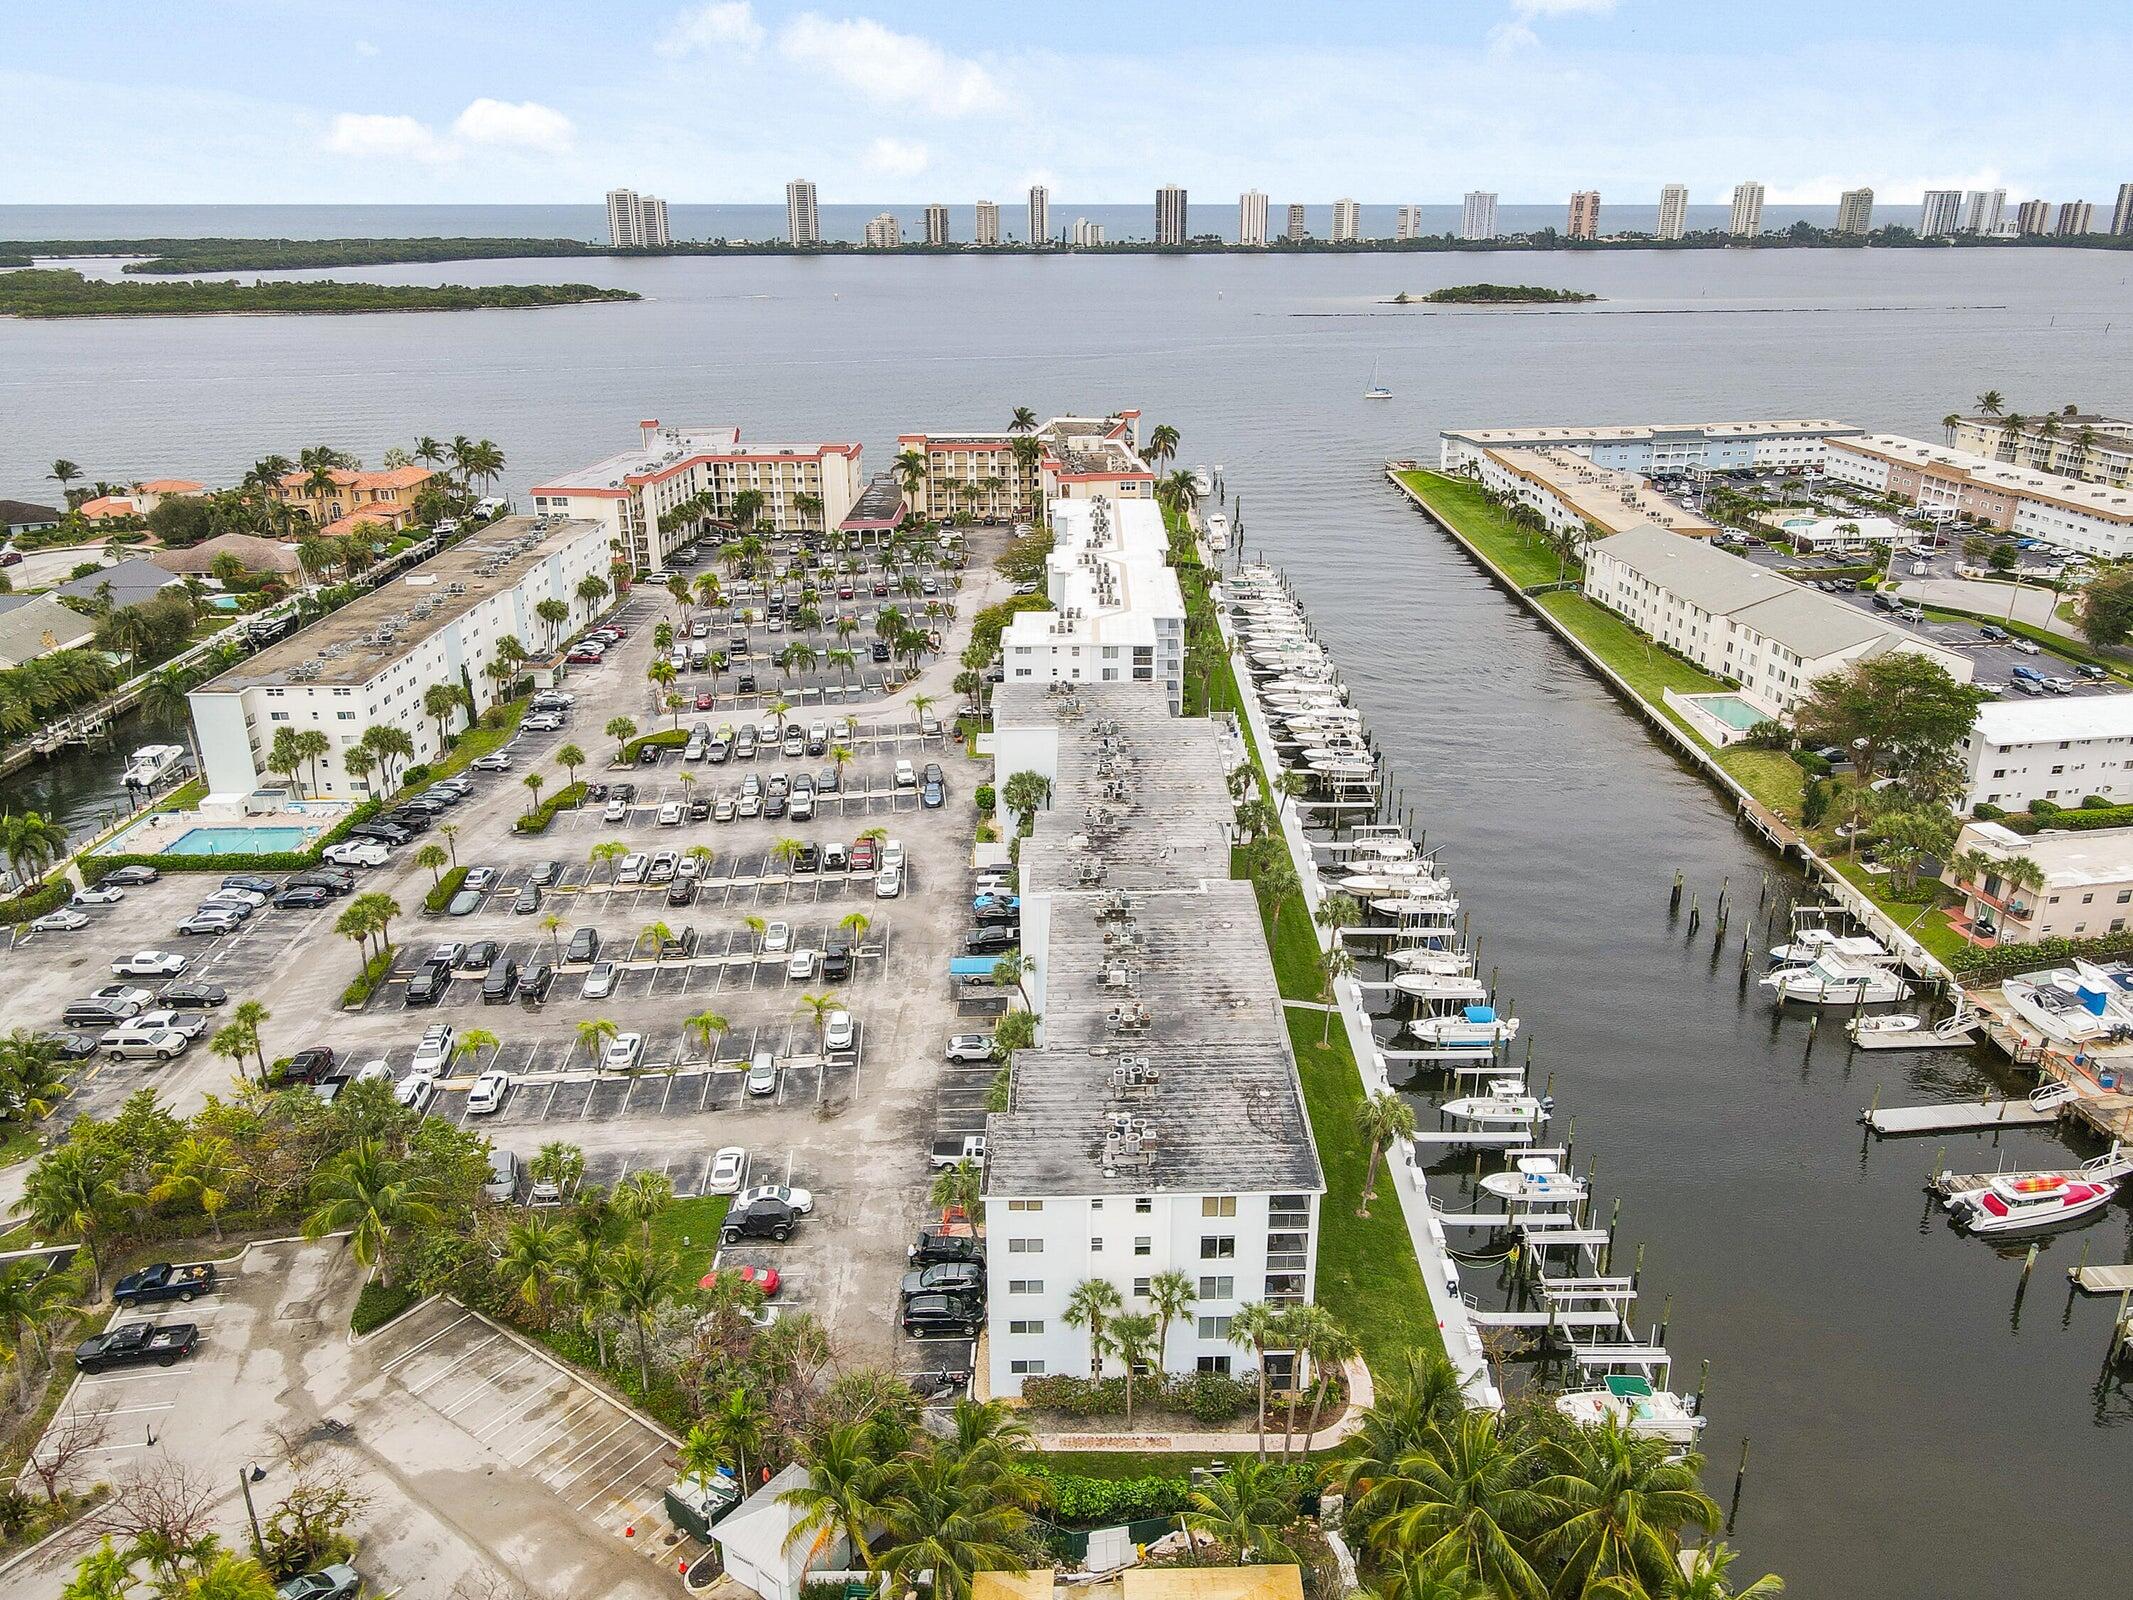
left=909, top=1227, right=985, bottom=1268
left=720, top=1196, right=800, bottom=1244
left=101, top=1026, right=190, bottom=1061
left=746, top=1052, right=780, bottom=1096
left=283, top=1047, right=337, bottom=1084
left=894, top=759, right=917, bottom=788
left=410, top=1023, right=455, bottom=1074
left=322, top=840, right=390, bottom=868
left=604, top=1031, right=646, bottom=1071
left=394, top=1075, right=436, bottom=1113
left=405, top=959, right=452, bottom=1005
left=875, top=865, right=903, bottom=898
left=481, top=959, right=520, bottom=1003
left=156, top=982, right=228, bottom=1010
left=75, top=1320, right=198, bottom=1372
left=112, top=1262, right=217, bottom=1307
left=850, top=839, right=877, bottom=871
left=101, top=864, right=161, bottom=886
left=582, top=961, right=620, bottom=999
left=273, top=885, right=330, bottom=910
left=519, top=957, right=555, bottom=1003
left=112, top=951, right=187, bottom=978
left=900, top=1262, right=984, bottom=1300
left=470, top=753, right=513, bottom=773
left=466, top=1070, right=510, bottom=1115
left=760, top=920, right=792, bottom=954
left=70, top=885, right=124, bottom=907
left=275, top=1565, right=362, bottom=1600
left=945, top=1034, right=995, bottom=1062
left=902, top=1292, right=984, bottom=1340
left=447, top=888, right=481, bottom=916
left=709, top=1147, right=748, bottom=1193
left=131, top=1009, right=206, bottom=1042
left=31, top=909, right=88, bottom=933
left=823, top=1009, right=855, bottom=1052
left=821, top=940, right=852, bottom=980
left=566, top=927, right=600, bottom=963
left=736, top=1181, right=814, bottom=1215
left=786, top=949, right=818, bottom=980
left=513, top=883, right=543, bottom=914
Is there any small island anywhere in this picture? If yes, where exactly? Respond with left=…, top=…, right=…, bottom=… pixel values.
left=0, top=268, right=640, bottom=319
left=1393, top=283, right=1600, bottom=304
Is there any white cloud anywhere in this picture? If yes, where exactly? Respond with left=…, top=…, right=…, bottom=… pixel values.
left=864, top=136, right=929, bottom=177
left=452, top=97, right=575, bottom=152
left=659, top=2, right=765, bottom=56
left=778, top=13, right=1007, bottom=116
left=1512, top=0, right=1614, bottom=14
left=353, top=40, right=379, bottom=58
left=1488, top=21, right=1539, bottom=53
left=324, top=112, right=450, bottom=162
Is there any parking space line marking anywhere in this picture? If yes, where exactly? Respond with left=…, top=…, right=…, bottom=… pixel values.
left=507, top=1390, right=605, bottom=1465
left=560, top=1428, right=661, bottom=1496
left=578, top=1444, right=670, bottom=1513
left=471, top=1371, right=574, bottom=1441
left=439, top=1351, right=536, bottom=1417
left=542, top=1418, right=635, bottom=1486
left=405, top=1333, right=499, bottom=1394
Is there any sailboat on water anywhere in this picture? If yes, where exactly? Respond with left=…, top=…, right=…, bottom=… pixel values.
left=1365, top=360, right=1392, bottom=400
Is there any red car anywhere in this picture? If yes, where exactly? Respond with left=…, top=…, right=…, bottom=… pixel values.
left=695, top=692, right=716, bottom=710
left=566, top=649, right=604, bottom=664
left=700, top=1264, right=782, bottom=1298
left=849, top=839, right=877, bottom=871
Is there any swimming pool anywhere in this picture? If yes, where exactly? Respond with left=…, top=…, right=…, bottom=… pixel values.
left=1692, top=693, right=1769, bottom=731
left=162, top=825, right=316, bottom=855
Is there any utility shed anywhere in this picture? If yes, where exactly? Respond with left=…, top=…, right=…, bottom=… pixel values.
left=712, top=1464, right=844, bottom=1600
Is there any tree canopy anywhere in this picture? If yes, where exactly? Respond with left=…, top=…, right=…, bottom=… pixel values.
left=1792, top=652, right=1988, bottom=790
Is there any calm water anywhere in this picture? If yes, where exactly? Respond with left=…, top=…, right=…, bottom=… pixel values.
left=6, top=240, right=2133, bottom=1594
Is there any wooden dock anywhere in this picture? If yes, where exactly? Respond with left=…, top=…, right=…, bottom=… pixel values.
left=1863, top=1098, right=2062, bottom=1135
left=2071, top=1264, right=2133, bottom=1293
left=1412, top=1128, right=1536, bottom=1147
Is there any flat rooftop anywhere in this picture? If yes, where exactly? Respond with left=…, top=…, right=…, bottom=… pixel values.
left=1965, top=820, right=2133, bottom=889
left=1489, top=446, right=1718, bottom=535
left=1446, top=419, right=1856, bottom=444
left=535, top=426, right=741, bottom=493
left=200, top=516, right=603, bottom=691
left=1837, top=435, right=2133, bottom=521
left=1971, top=694, right=2133, bottom=746
left=840, top=473, right=907, bottom=531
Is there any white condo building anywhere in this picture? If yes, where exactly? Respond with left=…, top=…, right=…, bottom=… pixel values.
left=1582, top=524, right=1971, bottom=715
left=785, top=179, right=820, bottom=246
left=1000, top=495, right=1184, bottom=712
left=1822, top=435, right=2133, bottom=559
left=1441, top=418, right=1860, bottom=478
left=531, top=421, right=863, bottom=569
left=975, top=200, right=1001, bottom=246
left=1071, top=217, right=1105, bottom=249
left=894, top=411, right=1151, bottom=524
left=1836, top=188, right=1875, bottom=235
left=1918, top=189, right=1964, bottom=238
left=1959, top=697, right=2133, bottom=814
left=605, top=189, right=670, bottom=249
left=1156, top=186, right=1189, bottom=245
left=187, top=516, right=609, bottom=798
left=864, top=212, right=902, bottom=249
left=1330, top=198, right=1362, bottom=242
left=1962, top=188, right=2007, bottom=234
left=1029, top=185, right=1050, bottom=245
left=1395, top=205, right=1423, bottom=241
left=1285, top=203, right=1307, bottom=242
left=2059, top=201, right=2096, bottom=237
left=2114, top=183, right=2133, bottom=237
left=1729, top=182, right=1765, bottom=237
left=1657, top=184, right=1689, bottom=240
left=1238, top=190, right=1268, bottom=247
left=923, top=204, right=949, bottom=246
left=1461, top=191, right=1498, bottom=240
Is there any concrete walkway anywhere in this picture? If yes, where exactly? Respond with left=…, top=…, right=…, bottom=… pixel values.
left=1031, top=1356, right=1373, bottom=1453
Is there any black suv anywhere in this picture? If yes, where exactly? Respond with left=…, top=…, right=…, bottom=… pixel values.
left=900, top=1262, right=984, bottom=1299
left=964, top=927, right=1017, bottom=955
left=349, top=821, right=411, bottom=846
left=822, top=940, right=851, bottom=980
left=721, top=1197, right=799, bottom=1245
left=909, top=1228, right=984, bottom=1268
left=481, top=959, right=520, bottom=1003
left=404, top=959, right=452, bottom=1006
left=902, top=1292, right=984, bottom=1340
left=519, top=957, right=555, bottom=1003
left=667, top=878, right=697, bottom=906
left=282, top=1047, right=337, bottom=1085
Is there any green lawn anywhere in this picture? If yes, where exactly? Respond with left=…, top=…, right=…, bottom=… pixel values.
left=415, top=699, right=528, bottom=789
left=1825, top=855, right=1974, bottom=968
left=1395, top=469, right=1576, bottom=590
left=1715, top=747, right=1808, bottom=818
left=650, top=1193, right=731, bottom=1290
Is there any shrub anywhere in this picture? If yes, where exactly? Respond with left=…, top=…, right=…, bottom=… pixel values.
left=340, top=947, right=396, bottom=1008
left=1971, top=802, right=2005, bottom=820
left=2083, top=795, right=2116, bottom=809
left=1169, top=1367, right=1257, bottom=1423
left=423, top=865, right=470, bottom=914
left=514, top=781, right=588, bottom=835
left=2029, top=798, right=2062, bottom=816
left=1997, top=803, right=2133, bottom=836
left=351, top=1279, right=418, bottom=1334
left=621, top=728, right=690, bottom=760
left=976, top=822, right=1000, bottom=843
left=401, top=762, right=432, bottom=785
left=1035, top=1471, right=1190, bottom=1526
left=1791, top=750, right=1831, bottom=778
left=975, top=783, right=997, bottom=813
left=1801, top=778, right=1829, bottom=829
left=0, top=878, right=70, bottom=925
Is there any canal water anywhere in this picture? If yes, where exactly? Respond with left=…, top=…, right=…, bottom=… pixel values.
left=5, top=235, right=2132, bottom=1593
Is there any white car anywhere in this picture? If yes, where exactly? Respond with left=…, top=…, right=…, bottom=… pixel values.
left=617, top=853, right=649, bottom=884
left=70, top=885, right=125, bottom=907
left=875, top=865, right=902, bottom=898
left=31, top=909, right=88, bottom=933
left=354, top=1058, right=394, bottom=1086
left=708, top=1146, right=748, bottom=1194
left=470, top=753, right=513, bottom=772
left=202, top=886, right=267, bottom=908
left=132, top=1009, right=207, bottom=1041
left=523, top=712, right=565, bottom=732
left=880, top=838, right=906, bottom=871
left=823, top=1009, right=855, bottom=1052
left=101, top=1025, right=190, bottom=1061
left=604, top=796, right=630, bottom=822
left=604, top=1032, right=646, bottom=1071
left=945, top=1034, right=994, bottom=1062
left=466, top=1070, right=510, bottom=1116
left=112, top=950, right=188, bottom=978
left=894, top=759, right=917, bottom=788
left=582, top=961, right=619, bottom=999
left=323, top=840, right=389, bottom=867
left=735, top=1181, right=814, bottom=1215
left=786, top=948, right=818, bottom=980
left=658, top=801, right=684, bottom=826
left=2010, top=639, right=2042, bottom=655
left=410, top=1024, right=455, bottom=1075
left=761, top=920, right=792, bottom=954
left=395, top=1075, right=437, bottom=1113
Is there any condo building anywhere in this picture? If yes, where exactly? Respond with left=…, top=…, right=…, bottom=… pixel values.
left=605, top=189, right=671, bottom=249
left=894, top=412, right=1151, bottom=525
left=1238, top=190, right=1269, bottom=246
left=530, top=421, right=863, bottom=569
left=1567, top=190, right=1600, bottom=240
left=1029, top=185, right=1051, bottom=246
left=1656, top=184, right=1688, bottom=240
left=1330, top=198, right=1362, bottom=243
left=1156, top=186, right=1189, bottom=245
left=1835, top=187, right=1875, bottom=235
left=1460, top=190, right=1498, bottom=240
left=1822, top=434, right=2133, bottom=559
left=1000, top=495, right=1185, bottom=711
left=2016, top=199, right=2053, bottom=235
left=1948, top=413, right=2133, bottom=488
left=923, top=204, right=950, bottom=246
left=1394, top=205, right=1423, bottom=241
left=863, top=213, right=902, bottom=248
left=1961, top=187, right=2006, bottom=234
left=1728, top=181, right=1765, bottom=237
left=1440, top=419, right=1859, bottom=478
left=1955, top=697, right=2133, bottom=818
left=2058, top=201, right=2095, bottom=236
left=1918, top=189, right=1964, bottom=238
left=1072, top=218, right=1105, bottom=248
left=975, top=200, right=1001, bottom=246
left=1285, top=203, right=1307, bottom=242
left=187, top=516, right=609, bottom=798
left=2114, top=183, right=2133, bottom=237
left=785, top=179, right=819, bottom=246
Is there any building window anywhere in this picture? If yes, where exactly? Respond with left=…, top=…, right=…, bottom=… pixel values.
left=1009, top=1359, right=1047, bottom=1376
left=1135, top=1197, right=1153, bottom=1214
left=1009, top=1320, right=1045, bottom=1336
left=1009, top=1279, right=1043, bottom=1294
left=1133, top=1236, right=1152, bottom=1257
left=1006, top=1199, right=1044, bottom=1212
left=1197, top=1315, right=1234, bottom=1339
left=1132, top=1277, right=1151, bottom=1297
left=1196, top=1355, right=1233, bottom=1375
left=1008, top=1238, right=1043, bottom=1254
left=1090, top=1238, right=1105, bottom=1252
left=1200, top=1236, right=1236, bottom=1260
left=1201, top=1196, right=1238, bottom=1218
left=1199, top=1275, right=1234, bottom=1299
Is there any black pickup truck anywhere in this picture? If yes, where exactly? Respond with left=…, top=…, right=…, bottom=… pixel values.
left=112, top=1261, right=217, bottom=1307
left=75, top=1320, right=199, bottom=1372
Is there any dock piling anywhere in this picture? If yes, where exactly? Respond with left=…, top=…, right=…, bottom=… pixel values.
left=1670, top=869, right=1683, bottom=911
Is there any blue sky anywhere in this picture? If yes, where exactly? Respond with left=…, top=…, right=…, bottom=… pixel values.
left=7, top=0, right=2132, bottom=205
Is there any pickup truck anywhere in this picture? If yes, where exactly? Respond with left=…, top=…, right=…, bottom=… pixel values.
left=75, top=1319, right=199, bottom=1372
left=112, top=1262, right=217, bottom=1307
left=931, top=1134, right=988, bottom=1169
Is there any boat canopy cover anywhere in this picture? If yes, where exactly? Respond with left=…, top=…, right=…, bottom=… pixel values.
left=948, top=956, right=998, bottom=976
left=2079, top=986, right=2109, bottom=1016
left=1463, top=1005, right=1496, bottom=1022
left=1605, top=1375, right=1655, bottom=1398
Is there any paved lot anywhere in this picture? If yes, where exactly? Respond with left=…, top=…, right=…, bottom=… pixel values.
left=0, top=1239, right=682, bottom=1600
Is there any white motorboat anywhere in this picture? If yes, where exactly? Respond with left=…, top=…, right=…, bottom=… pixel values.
left=1768, top=928, right=1890, bottom=965
left=1342, top=873, right=1447, bottom=896
left=1440, top=1078, right=1552, bottom=1126
left=1393, top=971, right=1490, bottom=1004
left=1848, top=1008, right=1981, bottom=1050
left=1480, top=1154, right=1585, bottom=1204
left=1760, top=952, right=1910, bottom=1005
left=1556, top=1376, right=1705, bottom=1444
left=1192, top=466, right=1213, bottom=495
left=122, top=744, right=190, bottom=789
left=1946, top=1170, right=2121, bottom=1234
left=1373, top=895, right=1459, bottom=919
left=1204, top=513, right=1231, bottom=552
left=1408, top=1005, right=1519, bottom=1048
left=2001, top=965, right=2133, bottom=1046
left=1389, top=947, right=1474, bottom=976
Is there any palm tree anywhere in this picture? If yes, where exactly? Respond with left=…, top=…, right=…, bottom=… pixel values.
left=1109, top=1310, right=1159, bottom=1423
left=48, top=459, right=83, bottom=498
left=1351, top=1411, right=1551, bottom=1600
left=1319, top=945, right=1356, bottom=1043
left=796, top=991, right=838, bottom=1034
left=873, top=1442, right=1032, bottom=1600
left=589, top=839, right=629, bottom=880
left=779, top=1422, right=888, bottom=1575
left=423, top=681, right=464, bottom=750
left=301, top=1139, right=440, bottom=1285
left=531, top=1140, right=586, bottom=1200
left=453, top=1027, right=500, bottom=1073
left=607, top=1240, right=677, bottom=1390
left=1145, top=1270, right=1197, bottom=1370
left=557, top=742, right=586, bottom=788
left=1975, top=390, right=2004, bottom=416
left=606, top=715, right=638, bottom=757
left=1666, top=1542, right=1787, bottom=1599
left=892, top=450, right=928, bottom=498
left=1062, top=1277, right=1123, bottom=1376
left=0, top=1257, right=83, bottom=1395
left=928, top=1157, right=983, bottom=1225
left=1185, top=1455, right=1300, bottom=1563
left=14, top=1145, right=128, bottom=1296
left=684, top=1008, right=730, bottom=1063
left=1534, top=1422, right=1720, bottom=1596
left=1228, top=1301, right=1280, bottom=1457
left=1299, top=1318, right=1359, bottom=1446
left=522, top=771, right=545, bottom=815
left=577, top=1017, right=620, bottom=1066
left=1009, top=407, right=1037, bottom=434
left=561, top=1237, right=616, bottom=1366
left=1355, top=1089, right=1418, bottom=1216
left=613, top=1170, right=675, bottom=1237
left=1147, top=423, right=1181, bottom=466
left=639, top=919, right=675, bottom=963
left=1, top=810, right=71, bottom=887
left=413, top=841, right=449, bottom=887
left=496, top=1212, right=565, bottom=1322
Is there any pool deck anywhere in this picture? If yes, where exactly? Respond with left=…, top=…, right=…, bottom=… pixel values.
left=104, top=810, right=334, bottom=857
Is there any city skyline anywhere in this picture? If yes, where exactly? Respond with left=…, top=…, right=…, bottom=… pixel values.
left=11, top=1, right=2133, bottom=204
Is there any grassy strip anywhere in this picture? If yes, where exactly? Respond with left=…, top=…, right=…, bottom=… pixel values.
left=648, top=1194, right=732, bottom=1291
left=422, top=865, right=471, bottom=914
left=1824, top=856, right=1972, bottom=968
left=153, top=778, right=207, bottom=812
left=620, top=727, right=690, bottom=761
left=515, top=780, right=588, bottom=834
left=419, top=700, right=527, bottom=784
left=339, top=947, right=397, bottom=1008
left=1395, top=469, right=1576, bottom=590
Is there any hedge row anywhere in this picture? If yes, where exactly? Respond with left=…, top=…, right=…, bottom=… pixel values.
left=515, top=781, right=588, bottom=835
left=340, top=947, right=397, bottom=1008
left=1031, top=1462, right=1318, bottom=1528
left=352, top=1279, right=420, bottom=1334
left=1020, top=1368, right=1257, bottom=1423
left=619, top=728, right=690, bottom=761
left=423, top=865, right=470, bottom=914
left=1, top=880, right=71, bottom=925
left=1991, top=802, right=2133, bottom=835
left=1950, top=928, right=2133, bottom=979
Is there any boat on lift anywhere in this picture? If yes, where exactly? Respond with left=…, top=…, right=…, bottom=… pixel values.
left=1555, top=1376, right=1705, bottom=1444
left=1192, top=466, right=1213, bottom=495
left=1769, top=927, right=1890, bottom=965
left=1440, top=1079, right=1552, bottom=1126
left=1393, top=971, right=1490, bottom=1004
left=1372, top=894, right=1458, bottom=919
left=1760, top=951, right=1911, bottom=1005
left=1389, top=947, right=1474, bottom=976
left=1409, top=1005, right=1519, bottom=1048
left=1480, top=1154, right=1585, bottom=1203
